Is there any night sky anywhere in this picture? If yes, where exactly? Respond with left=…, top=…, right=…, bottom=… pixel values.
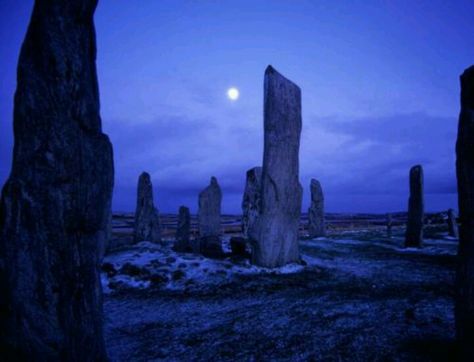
left=1, top=0, right=474, bottom=213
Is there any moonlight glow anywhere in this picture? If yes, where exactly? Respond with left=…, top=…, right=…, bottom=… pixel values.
left=227, top=87, right=239, bottom=101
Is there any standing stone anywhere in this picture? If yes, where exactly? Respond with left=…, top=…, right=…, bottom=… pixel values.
left=404, top=165, right=424, bottom=247
left=447, top=208, right=459, bottom=239
left=455, top=65, right=474, bottom=360
left=198, top=177, right=223, bottom=257
left=241, top=167, right=262, bottom=238
left=0, top=1, right=112, bottom=360
left=386, top=213, right=393, bottom=238
left=134, top=172, right=161, bottom=243
left=174, top=206, right=191, bottom=252
left=250, top=66, right=303, bottom=268
left=308, top=179, right=326, bottom=238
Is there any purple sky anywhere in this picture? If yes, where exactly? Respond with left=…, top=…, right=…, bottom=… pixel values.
left=1, top=0, right=474, bottom=213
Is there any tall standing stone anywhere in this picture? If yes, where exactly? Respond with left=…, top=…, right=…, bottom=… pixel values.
left=174, top=206, right=191, bottom=252
left=198, top=177, right=223, bottom=257
left=404, top=165, right=424, bottom=247
left=447, top=208, right=459, bottom=239
left=308, top=179, right=326, bottom=238
left=250, top=66, right=303, bottom=268
left=455, top=65, right=474, bottom=360
left=0, top=1, right=112, bottom=360
left=134, top=172, right=161, bottom=243
left=241, top=167, right=262, bottom=238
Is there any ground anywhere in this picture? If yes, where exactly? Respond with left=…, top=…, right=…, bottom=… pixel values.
left=102, top=225, right=457, bottom=361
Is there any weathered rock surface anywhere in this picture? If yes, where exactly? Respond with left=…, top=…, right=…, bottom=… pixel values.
left=455, top=65, right=474, bottom=359
left=250, top=66, right=303, bottom=268
left=242, top=167, right=262, bottom=238
left=405, top=165, right=424, bottom=247
left=134, top=172, right=161, bottom=243
left=0, top=1, right=113, bottom=360
left=308, top=179, right=325, bottom=238
left=447, top=208, right=459, bottom=239
left=198, top=177, right=223, bottom=257
left=174, top=206, right=191, bottom=252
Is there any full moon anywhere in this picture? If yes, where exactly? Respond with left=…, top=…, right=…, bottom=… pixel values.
left=227, top=87, right=239, bottom=101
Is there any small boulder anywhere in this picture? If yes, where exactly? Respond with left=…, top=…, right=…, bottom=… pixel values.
left=172, top=270, right=186, bottom=281
left=200, top=236, right=225, bottom=259
left=230, top=237, right=248, bottom=256
left=119, top=263, right=149, bottom=278
left=148, top=274, right=169, bottom=286
left=101, top=262, right=117, bottom=277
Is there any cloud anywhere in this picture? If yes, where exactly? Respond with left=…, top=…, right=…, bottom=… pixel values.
left=300, top=113, right=457, bottom=195
left=107, top=111, right=458, bottom=213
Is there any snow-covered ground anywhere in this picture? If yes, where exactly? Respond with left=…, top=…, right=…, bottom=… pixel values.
left=102, top=238, right=310, bottom=294
left=103, top=228, right=458, bottom=361
left=102, top=231, right=457, bottom=294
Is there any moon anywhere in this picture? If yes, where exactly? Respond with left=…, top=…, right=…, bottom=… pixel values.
left=227, top=87, right=239, bottom=101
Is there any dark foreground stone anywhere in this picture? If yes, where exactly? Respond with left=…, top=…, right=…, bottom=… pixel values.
left=0, top=1, right=113, bottom=360
left=455, top=65, right=474, bottom=360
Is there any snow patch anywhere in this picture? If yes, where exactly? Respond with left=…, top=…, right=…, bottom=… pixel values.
left=102, top=241, right=310, bottom=293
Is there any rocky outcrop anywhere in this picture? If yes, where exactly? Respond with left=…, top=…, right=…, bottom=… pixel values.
left=250, top=66, right=303, bottom=268
left=198, top=177, right=223, bottom=257
left=0, top=1, right=113, bottom=360
left=241, top=167, right=262, bottom=238
left=405, top=165, right=424, bottom=247
left=447, top=208, right=459, bottom=239
left=455, top=65, right=474, bottom=359
left=134, top=172, right=161, bottom=243
left=174, top=206, right=191, bottom=252
left=308, top=179, right=325, bottom=238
